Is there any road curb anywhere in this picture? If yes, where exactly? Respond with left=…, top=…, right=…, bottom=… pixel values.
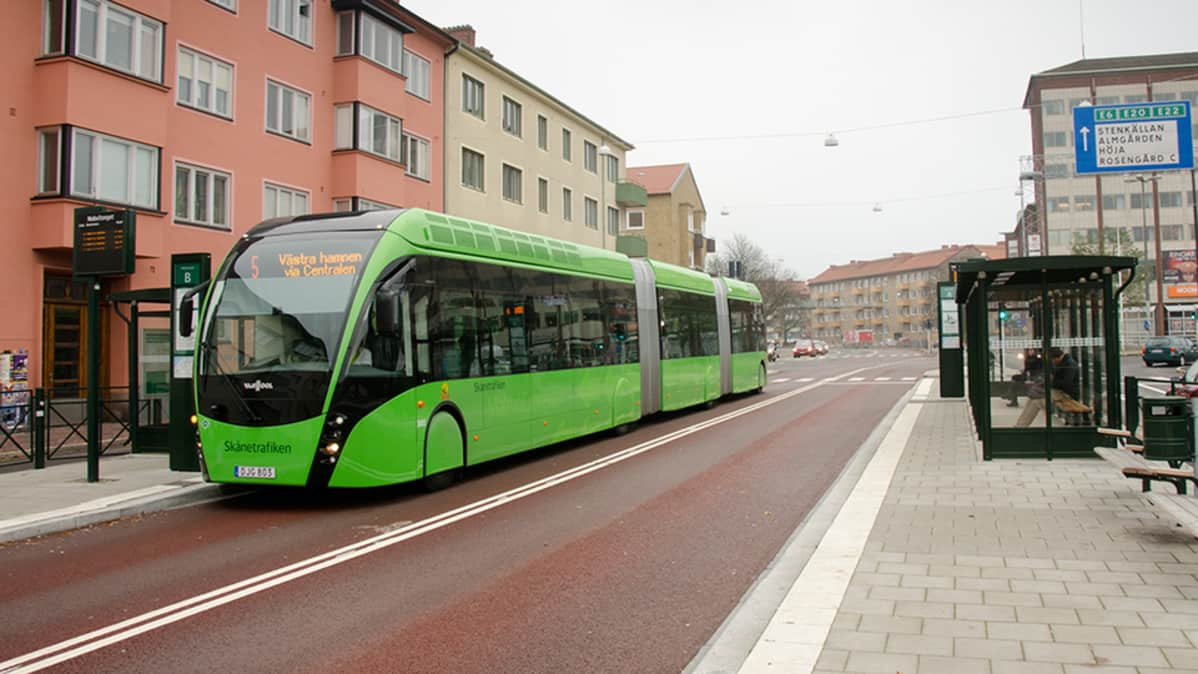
left=0, top=481, right=235, bottom=545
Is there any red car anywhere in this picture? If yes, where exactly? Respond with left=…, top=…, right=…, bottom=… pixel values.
left=793, top=340, right=817, bottom=358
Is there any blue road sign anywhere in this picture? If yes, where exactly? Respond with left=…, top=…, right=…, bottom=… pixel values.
left=1073, top=101, right=1193, bottom=175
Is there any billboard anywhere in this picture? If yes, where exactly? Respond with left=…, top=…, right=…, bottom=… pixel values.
left=1163, top=250, right=1198, bottom=285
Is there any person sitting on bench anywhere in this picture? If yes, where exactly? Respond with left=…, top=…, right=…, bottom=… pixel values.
left=1005, top=348, right=1043, bottom=407
left=1015, top=347, right=1080, bottom=427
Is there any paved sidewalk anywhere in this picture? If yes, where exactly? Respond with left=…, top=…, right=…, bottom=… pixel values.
left=0, top=454, right=226, bottom=544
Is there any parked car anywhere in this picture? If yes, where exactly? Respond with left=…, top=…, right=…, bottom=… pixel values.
left=793, top=339, right=817, bottom=358
left=1142, top=336, right=1198, bottom=367
left=814, top=340, right=829, bottom=355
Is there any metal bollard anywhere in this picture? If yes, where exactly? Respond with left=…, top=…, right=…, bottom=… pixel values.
left=33, top=388, right=46, bottom=469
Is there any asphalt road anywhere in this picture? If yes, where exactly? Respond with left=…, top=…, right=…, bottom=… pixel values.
left=0, top=349, right=933, bottom=674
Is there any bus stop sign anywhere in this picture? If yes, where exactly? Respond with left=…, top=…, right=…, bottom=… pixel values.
left=1073, top=101, right=1193, bottom=175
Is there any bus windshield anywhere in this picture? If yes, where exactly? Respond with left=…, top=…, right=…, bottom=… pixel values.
left=201, top=233, right=377, bottom=377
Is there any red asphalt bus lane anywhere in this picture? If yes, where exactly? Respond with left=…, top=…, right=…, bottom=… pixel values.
left=0, top=354, right=933, bottom=672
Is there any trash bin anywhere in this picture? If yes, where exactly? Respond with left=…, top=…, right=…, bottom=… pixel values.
left=1141, top=396, right=1192, bottom=466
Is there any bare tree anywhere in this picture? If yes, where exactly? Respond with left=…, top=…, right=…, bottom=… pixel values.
left=706, top=234, right=806, bottom=340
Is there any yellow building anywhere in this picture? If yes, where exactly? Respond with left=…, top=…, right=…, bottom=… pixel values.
left=442, top=26, right=645, bottom=247
left=620, top=163, right=712, bottom=269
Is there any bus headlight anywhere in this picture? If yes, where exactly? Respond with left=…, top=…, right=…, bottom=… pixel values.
left=320, top=442, right=341, bottom=456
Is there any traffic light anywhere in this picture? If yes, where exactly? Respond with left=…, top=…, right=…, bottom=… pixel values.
left=999, top=309, right=1009, bottom=321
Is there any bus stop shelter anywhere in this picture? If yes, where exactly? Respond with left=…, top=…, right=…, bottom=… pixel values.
left=953, top=255, right=1137, bottom=460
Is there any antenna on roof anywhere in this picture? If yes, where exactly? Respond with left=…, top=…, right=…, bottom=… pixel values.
left=1079, top=0, right=1086, bottom=59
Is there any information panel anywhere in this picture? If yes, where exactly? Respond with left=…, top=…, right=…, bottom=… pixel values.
left=73, top=207, right=135, bottom=277
left=1072, top=101, right=1193, bottom=175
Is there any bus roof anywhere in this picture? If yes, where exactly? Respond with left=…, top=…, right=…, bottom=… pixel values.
left=649, top=259, right=716, bottom=295
left=721, top=277, right=763, bottom=302
left=390, top=209, right=635, bottom=282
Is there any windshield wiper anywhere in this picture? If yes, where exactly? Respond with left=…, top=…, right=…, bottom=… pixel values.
left=200, top=341, right=262, bottom=423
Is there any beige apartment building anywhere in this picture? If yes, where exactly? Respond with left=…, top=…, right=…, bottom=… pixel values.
left=442, top=27, right=645, bottom=248
left=809, top=245, right=1003, bottom=346
left=620, top=163, right=712, bottom=269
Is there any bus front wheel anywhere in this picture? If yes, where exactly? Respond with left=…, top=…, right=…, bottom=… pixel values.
left=423, top=411, right=465, bottom=491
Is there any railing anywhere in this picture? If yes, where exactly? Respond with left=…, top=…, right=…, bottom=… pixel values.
left=0, top=386, right=143, bottom=468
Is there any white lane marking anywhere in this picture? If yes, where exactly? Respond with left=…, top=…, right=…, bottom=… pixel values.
left=875, top=377, right=891, bottom=381
left=738, top=395, right=924, bottom=673
left=848, top=377, right=865, bottom=382
left=797, top=377, right=814, bottom=383
left=773, top=378, right=791, bottom=383
left=1139, top=382, right=1170, bottom=396
left=0, top=367, right=883, bottom=673
left=902, top=376, right=916, bottom=381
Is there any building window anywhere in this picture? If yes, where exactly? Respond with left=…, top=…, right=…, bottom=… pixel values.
left=1044, top=163, right=1070, bottom=178
left=70, top=128, right=159, bottom=209
left=462, top=75, right=484, bottom=119
left=268, top=0, right=312, bottom=46
left=626, top=209, right=644, bottom=230
left=358, top=12, right=402, bottom=73
left=357, top=104, right=403, bottom=162
left=177, top=47, right=233, bottom=118
left=537, top=177, right=548, bottom=213
left=583, top=141, right=597, bottom=173
left=263, top=182, right=308, bottom=219
left=562, top=187, right=572, bottom=221
left=175, top=161, right=230, bottom=230
left=405, top=133, right=430, bottom=180
left=70, top=0, right=163, bottom=82
left=606, top=154, right=618, bottom=182
left=1163, top=224, right=1184, bottom=240
left=537, top=115, right=548, bottom=150
left=404, top=50, right=430, bottom=100
left=1131, top=193, right=1154, bottom=209
left=502, top=96, right=522, bottom=138
left=36, top=127, right=61, bottom=195
left=207, top=0, right=236, bottom=10
left=1102, top=194, right=1125, bottom=210
left=265, top=79, right=311, bottom=142
left=1043, top=132, right=1068, bottom=148
left=584, top=197, right=598, bottom=229
left=1042, top=100, right=1064, bottom=115
left=562, top=128, right=572, bottom=161
left=607, top=206, right=619, bottom=236
left=1160, top=191, right=1184, bottom=208
left=502, top=164, right=522, bottom=204
left=43, top=0, right=66, bottom=55
left=1125, top=94, right=1148, bottom=104
left=1047, top=196, right=1070, bottom=213
left=1074, top=195, right=1095, bottom=211
left=333, top=197, right=394, bottom=212
left=462, top=147, right=484, bottom=191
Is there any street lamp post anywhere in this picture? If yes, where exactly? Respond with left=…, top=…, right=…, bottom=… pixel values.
left=1018, top=170, right=1042, bottom=256
left=1125, top=174, right=1162, bottom=334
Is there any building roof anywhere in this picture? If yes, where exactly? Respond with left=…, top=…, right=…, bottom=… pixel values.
left=808, top=245, right=998, bottom=285
left=625, top=164, right=689, bottom=194
left=1023, top=51, right=1198, bottom=108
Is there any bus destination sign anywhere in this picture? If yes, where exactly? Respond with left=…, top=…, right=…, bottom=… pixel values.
left=73, top=207, right=135, bottom=277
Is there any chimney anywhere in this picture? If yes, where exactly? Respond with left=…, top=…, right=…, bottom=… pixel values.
left=443, top=25, right=476, bottom=47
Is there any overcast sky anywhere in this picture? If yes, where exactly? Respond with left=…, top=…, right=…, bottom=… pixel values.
left=405, top=0, right=1198, bottom=280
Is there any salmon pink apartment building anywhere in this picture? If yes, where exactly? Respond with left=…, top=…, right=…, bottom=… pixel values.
left=2, top=0, right=452, bottom=398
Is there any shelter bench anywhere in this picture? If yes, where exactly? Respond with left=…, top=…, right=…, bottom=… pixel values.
left=1094, top=428, right=1195, bottom=494
left=1147, top=492, right=1198, bottom=539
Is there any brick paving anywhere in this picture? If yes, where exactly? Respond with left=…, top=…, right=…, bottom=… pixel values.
left=813, top=399, right=1198, bottom=674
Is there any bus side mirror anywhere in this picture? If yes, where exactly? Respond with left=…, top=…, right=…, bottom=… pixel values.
left=376, top=288, right=400, bottom=335
left=179, top=296, right=194, bottom=338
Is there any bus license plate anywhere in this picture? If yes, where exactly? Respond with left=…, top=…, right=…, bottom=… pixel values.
left=234, top=465, right=276, bottom=479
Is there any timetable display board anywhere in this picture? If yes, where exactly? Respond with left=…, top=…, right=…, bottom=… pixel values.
left=73, top=207, right=135, bottom=277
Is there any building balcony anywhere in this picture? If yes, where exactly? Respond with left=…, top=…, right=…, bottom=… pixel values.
left=616, top=181, right=648, bottom=207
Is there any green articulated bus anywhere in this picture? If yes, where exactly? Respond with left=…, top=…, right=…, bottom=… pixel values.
left=181, top=208, right=765, bottom=488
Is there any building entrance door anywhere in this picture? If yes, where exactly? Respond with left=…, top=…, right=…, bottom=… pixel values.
left=42, top=275, right=106, bottom=399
